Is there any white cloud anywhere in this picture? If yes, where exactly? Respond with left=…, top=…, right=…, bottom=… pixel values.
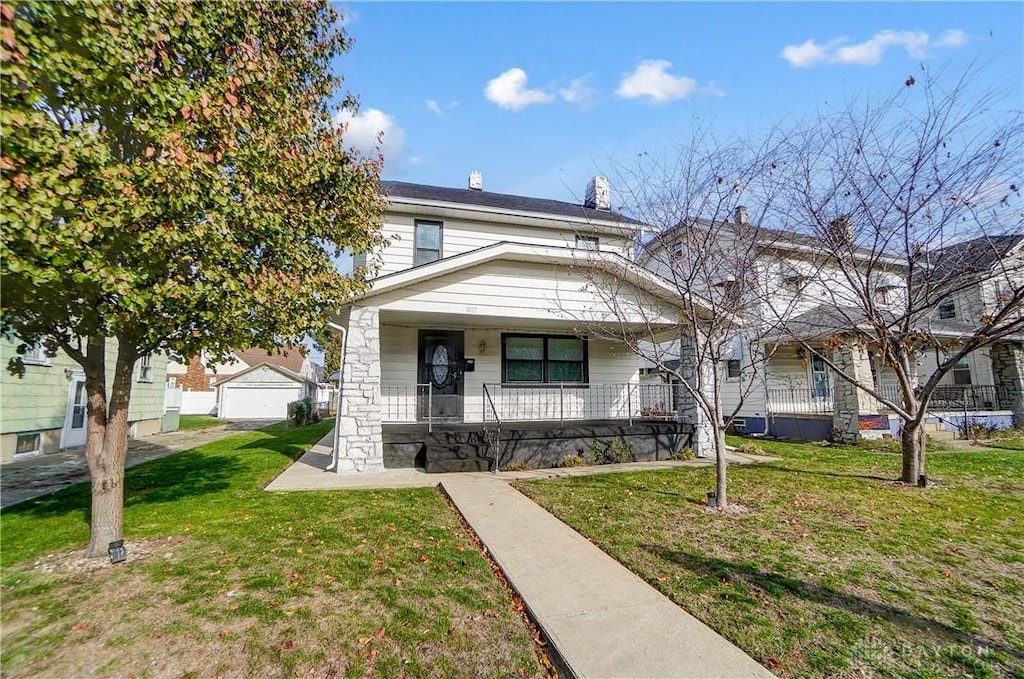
left=335, top=107, right=406, bottom=163
left=425, top=99, right=443, bottom=116
left=559, top=76, right=597, bottom=108
left=616, top=60, right=697, bottom=103
left=484, top=68, right=554, bottom=111
left=937, top=29, right=967, bottom=48
left=781, top=29, right=967, bottom=68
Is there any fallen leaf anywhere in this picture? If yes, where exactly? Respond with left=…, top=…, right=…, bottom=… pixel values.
left=374, top=628, right=386, bottom=640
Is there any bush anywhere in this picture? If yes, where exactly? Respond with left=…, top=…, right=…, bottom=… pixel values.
left=589, top=438, right=633, bottom=465
left=736, top=441, right=764, bottom=455
left=560, top=454, right=586, bottom=468
left=287, top=396, right=320, bottom=427
left=670, top=448, right=694, bottom=461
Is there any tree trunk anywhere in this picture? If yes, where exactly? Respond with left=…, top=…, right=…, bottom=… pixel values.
left=85, top=337, right=136, bottom=558
left=900, top=421, right=926, bottom=484
left=714, top=424, right=728, bottom=508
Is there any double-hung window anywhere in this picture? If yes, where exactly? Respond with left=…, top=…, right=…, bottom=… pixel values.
left=726, top=360, right=741, bottom=379
left=938, top=298, right=956, bottom=319
left=414, top=220, right=442, bottom=266
left=502, top=334, right=588, bottom=384
left=138, top=354, right=153, bottom=382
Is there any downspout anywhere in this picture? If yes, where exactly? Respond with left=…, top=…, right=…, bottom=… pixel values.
left=326, top=321, right=348, bottom=473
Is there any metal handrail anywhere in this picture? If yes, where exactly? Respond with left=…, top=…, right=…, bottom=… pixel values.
left=482, top=384, right=501, bottom=474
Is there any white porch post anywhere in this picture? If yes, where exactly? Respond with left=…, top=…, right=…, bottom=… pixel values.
left=677, top=331, right=715, bottom=458
left=831, top=340, right=877, bottom=444
left=335, top=305, right=384, bottom=473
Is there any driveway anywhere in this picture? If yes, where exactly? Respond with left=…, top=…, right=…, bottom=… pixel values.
left=0, top=420, right=275, bottom=509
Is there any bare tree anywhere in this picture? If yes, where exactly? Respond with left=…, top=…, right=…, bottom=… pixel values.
left=768, top=67, right=1024, bottom=484
left=563, top=129, right=797, bottom=509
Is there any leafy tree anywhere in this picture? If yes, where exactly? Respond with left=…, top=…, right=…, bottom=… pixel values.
left=1, top=1, right=384, bottom=556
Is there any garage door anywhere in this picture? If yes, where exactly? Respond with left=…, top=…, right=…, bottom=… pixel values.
left=220, top=385, right=303, bottom=420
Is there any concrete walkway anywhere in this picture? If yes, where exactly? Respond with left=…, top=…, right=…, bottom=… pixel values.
left=1, top=419, right=274, bottom=508
left=267, top=431, right=778, bottom=678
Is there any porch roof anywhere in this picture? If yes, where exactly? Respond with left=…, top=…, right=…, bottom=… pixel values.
left=763, top=304, right=1024, bottom=343
left=349, top=241, right=719, bottom=321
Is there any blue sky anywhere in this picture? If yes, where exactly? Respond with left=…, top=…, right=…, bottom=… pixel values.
left=334, top=2, right=1023, bottom=205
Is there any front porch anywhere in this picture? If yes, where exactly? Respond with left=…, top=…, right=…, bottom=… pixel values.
left=764, top=340, right=1024, bottom=440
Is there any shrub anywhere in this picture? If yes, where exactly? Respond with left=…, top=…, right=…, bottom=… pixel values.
left=501, top=463, right=530, bottom=472
left=287, top=396, right=320, bottom=427
left=560, top=454, right=586, bottom=468
left=670, top=448, right=694, bottom=461
left=589, top=438, right=633, bottom=465
left=736, top=441, right=764, bottom=455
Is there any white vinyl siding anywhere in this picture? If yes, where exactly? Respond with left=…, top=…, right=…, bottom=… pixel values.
left=372, top=261, right=677, bottom=326
left=375, top=214, right=632, bottom=276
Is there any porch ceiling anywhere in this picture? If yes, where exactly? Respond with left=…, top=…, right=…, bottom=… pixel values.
left=379, top=309, right=679, bottom=337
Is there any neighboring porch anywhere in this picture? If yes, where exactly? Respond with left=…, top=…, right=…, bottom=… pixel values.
left=764, top=340, right=1024, bottom=440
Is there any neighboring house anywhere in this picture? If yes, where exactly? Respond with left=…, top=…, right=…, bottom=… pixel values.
left=215, top=363, right=316, bottom=420
left=167, top=346, right=320, bottom=417
left=641, top=217, right=1024, bottom=441
left=332, top=175, right=706, bottom=474
left=0, top=336, right=169, bottom=463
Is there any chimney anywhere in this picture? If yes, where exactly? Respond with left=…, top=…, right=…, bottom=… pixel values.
left=584, top=175, right=611, bottom=210
left=468, top=170, right=483, bottom=191
left=735, top=206, right=749, bottom=225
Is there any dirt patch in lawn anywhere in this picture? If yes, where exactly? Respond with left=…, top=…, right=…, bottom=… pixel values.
left=32, top=536, right=187, bottom=576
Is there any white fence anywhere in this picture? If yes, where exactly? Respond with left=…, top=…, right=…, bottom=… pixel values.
left=181, top=390, right=217, bottom=415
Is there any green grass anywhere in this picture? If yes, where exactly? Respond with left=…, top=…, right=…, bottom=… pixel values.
left=1, top=421, right=543, bottom=678
left=176, top=414, right=226, bottom=430
left=515, top=438, right=1024, bottom=679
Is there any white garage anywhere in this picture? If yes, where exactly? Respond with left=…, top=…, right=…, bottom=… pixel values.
left=216, top=363, right=314, bottom=420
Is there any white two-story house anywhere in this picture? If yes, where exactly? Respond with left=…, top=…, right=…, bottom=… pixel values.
left=331, top=175, right=712, bottom=473
left=640, top=213, right=1024, bottom=441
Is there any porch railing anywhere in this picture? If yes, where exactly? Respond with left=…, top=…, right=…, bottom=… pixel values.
left=381, top=383, right=434, bottom=430
left=767, top=387, right=833, bottom=415
left=482, top=383, right=678, bottom=426
left=768, top=383, right=1006, bottom=416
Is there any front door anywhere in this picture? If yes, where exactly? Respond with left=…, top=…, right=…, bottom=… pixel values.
left=62, top=373, right=88, bottom=448
left=418, top=330, right=464, bottom=420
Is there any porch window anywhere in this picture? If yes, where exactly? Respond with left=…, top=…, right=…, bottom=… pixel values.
left=575, top=235, right=599, bottom=251
left=414, top=220, right=442, bottom=266
left=953, top=360, right=972, bottom=386
left=938, top=298, right=956, bottom=319
left=502, top=334, right=588, bottom=384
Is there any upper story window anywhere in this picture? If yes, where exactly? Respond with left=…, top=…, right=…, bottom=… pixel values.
left=938, top=298, right=956, bottom=320
left=782, top=275, right=807, bottom=296
left=138, top=354, right=153, bottom=383
left=873, top=287, right=894, bottom=306
left=725, top=360, right=741, bottom=379
left=414, top=220, right=442, bottom=266
left=21, top=342, right=51, bottom=366
left=502, top=334, right=588, bottom=384
left=575, top=235, right=599, bottom=251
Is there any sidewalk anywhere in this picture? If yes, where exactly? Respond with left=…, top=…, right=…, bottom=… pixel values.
left=268, top=431, right=778, bottom=678
left=1, top=420, right=273, bottom=508
left=443, top=476, right=776, bottom=679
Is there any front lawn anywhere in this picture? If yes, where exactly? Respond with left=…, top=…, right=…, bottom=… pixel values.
left=516, top=439, right=1024, bottom=679
left=177, top=413, right=226, bottom=430
left=1, top=421, right=543, bottom=678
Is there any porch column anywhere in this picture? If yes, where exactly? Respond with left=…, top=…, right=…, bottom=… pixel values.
left=990, top=342, right=1024, bottom=426
left=677, top=332, right=715, bottom=457
left=831, top=340, right=877, bottom=444
left=336, top=305, right=384, bottom=473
